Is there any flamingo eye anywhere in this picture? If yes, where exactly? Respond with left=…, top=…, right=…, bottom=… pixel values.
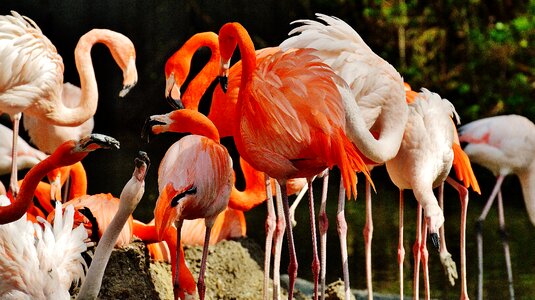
left=170, top=186, right=197, bottom=207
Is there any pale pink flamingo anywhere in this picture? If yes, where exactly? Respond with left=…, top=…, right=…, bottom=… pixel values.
left=459, top=114, right=535, bottom=300
left=0, top=123, right=47, bottom=176
left=216, top=22, right=375, bottom=299
left=149, top=109, right=233, bottom=300
left=0, top=134, right=120, bottom=299
left=0, top=11, right=136, bottom=197
left=279, top=13, right=408, bottom=299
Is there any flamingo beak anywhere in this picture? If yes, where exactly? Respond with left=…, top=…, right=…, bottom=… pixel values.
left=154, top=184, right=180, bottom=240
left=75, top=134, right=120, bottom=152
left=141, top=115, right=168, bottom=143
left=119, top=57, right=138, bottom=97
left=218, top=58, right=230, bottom=93
left=50, top=174, right=62, bottom=202
left=165, top=73, right=184, bottom=110
left=134, top=151, right=150, bottom=181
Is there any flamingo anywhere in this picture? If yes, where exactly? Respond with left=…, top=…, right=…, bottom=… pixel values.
left=279, top=13, right=408, bottom=298
left=458, top=114, right=535, bottom=300
left=0, top=11, right=137, bottom=197
left=75, top=151, right=149, bottom=300
left=0, top=134, right=120, bottom=299
left=163, top=31, right=309, bottom=299
left=148, top=109, right=233, bottom=300
left=0, top=123, right=47, bottom=176
left=215, top=22, right=376, bottom=299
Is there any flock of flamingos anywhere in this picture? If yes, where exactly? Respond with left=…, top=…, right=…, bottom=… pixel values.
left=0, top=9, right=533, bottom=300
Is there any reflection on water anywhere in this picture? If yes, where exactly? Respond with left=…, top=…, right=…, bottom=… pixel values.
left=242, top=168, right=535, bottom=299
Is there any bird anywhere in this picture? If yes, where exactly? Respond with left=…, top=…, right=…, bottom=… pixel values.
left=148, top=109, right=233, bottom=300
left=163, top=31, right=308, bottom=299
left=279, top=13, right=408, bottom=298
left=23, top=83, right=94, bottom=154
left=0, top=11, right=137, bottom=197
left=216, top=21, right=374, bottom=299
left=0, top=134, right=120, bottom=299
left=75, top=151, right=149, bottom=300
left=0, top=123, right=47, bottom=176
left=458, top=114, right=535, bottom=300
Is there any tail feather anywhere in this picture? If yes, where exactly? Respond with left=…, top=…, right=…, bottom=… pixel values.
left=338, top=129, right=373, bottom=199
left=452, top=143, right=481, bottom=194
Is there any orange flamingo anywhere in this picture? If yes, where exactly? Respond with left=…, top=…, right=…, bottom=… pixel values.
left=215, top=22, right=372, bottom=299
left=149, top=109, right=233, bottom=300
left=0, top=11, right=136, bottom=197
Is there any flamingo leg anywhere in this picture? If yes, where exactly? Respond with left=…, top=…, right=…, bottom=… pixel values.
left=437, top=182, right=459, bottom=287
left=477, top=175, right=504, bottom=300
left=497, top=190, right=515, bottom=300
left=445, top=177, right=469, bottom=299
left=413, top=204, right=423, bottom=300
left=307, top=179, right=320, bottom=300
left=174, top=219, right=184, bottom=297
left=279, top=180, right=298, bottom=300
left=363, top=178, right=374, bottom=300
left=264, top=174, right=275, bottom=300
left=337, top=177, right=351, bottom=300
left=289, top=180, right=310, bottom=227
left=273, top=181, right=285, bottom=300
left=398, top=189, right=405, bottom=300
left=197, top=222, right=214, bottom=300
left=318, top=171, right=329, bottom=300
left=9, top=113, right=21, bottom=197
left=420, top=217, right=430, bottom=300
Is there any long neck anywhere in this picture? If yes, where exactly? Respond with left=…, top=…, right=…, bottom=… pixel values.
left=218, top=23, right=257, bottom=141
left=76, top=175, right=144, bottom=300
left=228, top=158, right=267, bottom=211
left=179, top=32, right=220, bottom=110
left=44, top=30, right=127, bottom=126
left=68, top=162, right=88, bottom=199
left=0, top=145, right=85, bottom=224
left=517, top=162, right=535, bottom=226
left=163, top=110, right=221, bottom=142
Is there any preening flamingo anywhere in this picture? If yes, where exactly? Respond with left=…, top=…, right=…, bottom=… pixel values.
left=148, top=109, right=233, bottom=300
left=459, top=114, right=535, bottom=300
left=75, top=151, right=149, bottom=300
left=279, top=13, right=408, bottom=298
left=216, top=22, right=373, bottom=299
left=163, top=31, right=308, bottom=299
left=0, top=11, right=136, bottom=197
left=0, top=134, right=119, bottom=299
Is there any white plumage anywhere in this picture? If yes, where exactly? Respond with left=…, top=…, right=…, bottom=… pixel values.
left=0, top=198, right=88, bottom=300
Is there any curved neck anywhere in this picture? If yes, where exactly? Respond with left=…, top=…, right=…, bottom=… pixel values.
left=68, top=162, right=88, bottom=199
left=0, top=142, right=86, bottom=224
left=228, top=158, right=267, bottom=211
left=172, top=32, right=220, bottom=110
left=45, top=30, right=130, bottom=126
left=76, top=173, right=144, bottom=300
left=162, top=110, right=220, bottom=143
left=517, top=162, right=535, bottom=226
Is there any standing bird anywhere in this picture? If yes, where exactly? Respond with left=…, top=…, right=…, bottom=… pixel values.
left=459, top=114, right=535, bottom=300
left=76, top=151, right=149, bottom=300
left=385, top=89, right=459, bottom=299
left=279, top=13, right=408, bottom=298
left=0, top=134, right=120, bottom=299
left=216, top=22, right=373, bottom=299
left=0, top=11, right=136, bottom=196
left=149, top=109, right=233, bottom=300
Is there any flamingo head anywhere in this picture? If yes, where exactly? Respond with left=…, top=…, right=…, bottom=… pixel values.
left=50, top=134, right=120, bottom=168
left=154, top=183, right=197, bottom=240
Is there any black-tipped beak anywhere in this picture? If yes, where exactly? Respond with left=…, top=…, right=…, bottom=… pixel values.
left=166, top=95, right=184, bottom=110
left=430, top=233, right=440, bottom=250
left=134, top=151, right=150, bottom=180
left=78, top=134, right=120, bottom=151
left=217, top=75, right=228, bottom=93
left=119, top=82, right=137, bottom=98
left=141, top=117, right=166, bottom=143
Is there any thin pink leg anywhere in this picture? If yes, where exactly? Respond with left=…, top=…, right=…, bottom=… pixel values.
left=420, top=219, right=430, bottom=300
left=197, top=222, right=214, bottom=300
left=363, top=178, right=374, bottom=300
left=497, top=190, right=515, bottom=299
left=445, top=177, right=468, bottom=299
left=279, top=180, right=298, bottom=300
left=273, top=182, right=285, bottom=300
left=307, top=179, right=320, bottom=300
left=398, top=190, right=405, bottom=300
left=9, top=113, right=21, bottom=197
left=476, top=175, right=504, bottom=300
left=318, top=171, right=329, bottom=300
left=413, top=204, right=423, bottom=300
left=264, top=174, right=275, bottom=300
left=337, top=177, right=351, bottom=299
